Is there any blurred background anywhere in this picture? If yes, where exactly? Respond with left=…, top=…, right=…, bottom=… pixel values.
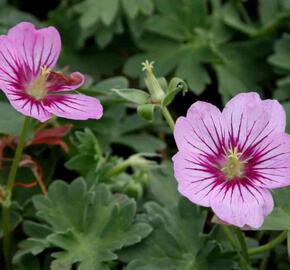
left=2, top=0, right=290, bottom=124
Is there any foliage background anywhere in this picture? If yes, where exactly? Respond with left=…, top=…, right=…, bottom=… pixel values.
left=1, top=0, right=290, bottom=269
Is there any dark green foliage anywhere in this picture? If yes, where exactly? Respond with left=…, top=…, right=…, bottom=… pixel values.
left=0, top=0, right=290, bottom=269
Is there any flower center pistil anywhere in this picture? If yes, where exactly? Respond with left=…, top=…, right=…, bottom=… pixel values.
left=27, top=66, right=50, bottom=100
left=222, top=147, right=244, bottom=181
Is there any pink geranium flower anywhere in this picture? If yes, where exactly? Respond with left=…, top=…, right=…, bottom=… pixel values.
left=0, top=22, right=103, bottom=122
left=173, top=92, right=290, bottom=228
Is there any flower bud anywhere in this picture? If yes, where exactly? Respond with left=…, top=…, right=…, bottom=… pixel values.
left=142, top=60, right=165, bottom=103
left=126, top=181, right=143, bottom=199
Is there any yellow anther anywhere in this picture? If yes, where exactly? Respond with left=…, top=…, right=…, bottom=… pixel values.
left=27, top=66, right=50, bottom=100
left=40, top=66, right=51, bottom=76
left=222, top=147, right=245, bottom=181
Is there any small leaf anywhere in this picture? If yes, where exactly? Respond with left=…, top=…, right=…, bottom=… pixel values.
left=137, top=104, right=156, bottom=121
left=162, top=77, right=188, bottom=106
left=0, top=101, right=25, bottom=135
left=121, top=0, right=138, bottom=19
left=65, top=154, right=96, bottom=172
left=261, top=188, right=290, bottom=230
left=115, top=134, right=165, bottom=152
left=112, top=88, right=150, bottom=104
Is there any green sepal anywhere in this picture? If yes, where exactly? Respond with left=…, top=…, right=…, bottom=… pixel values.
left=112, top=88, right=150, bottom=104
left=162, top=77, right=188, bottom=107
left=157, top=77, right=168, bottom=93
left=137, top=104, right=156, bottom=121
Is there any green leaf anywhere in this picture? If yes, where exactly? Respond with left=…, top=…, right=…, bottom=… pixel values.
left=139, top=0, right=154, bottom=15
left=215, top=40, right=271, bottom=103
left=148, top=162, right=179, bottom=206
left=145, top=15, right=188, bottom=41
left=96, top=76, right=129, bottom=90
left=120, top=197, right=232, bottom=270
left=123, top=2, right=216, bottom=94
left=0, top=101, right=25, bottom=135
left=137, top=104, right=156, bottom=121
left=175, top=50, right=209, bottom=95
left=13, top=221, right=52, bottom=263
left=16, top=179, right=152, bottom=270
left=222, top=2, right=256, bottom=36
left=259, top=0, right=280, bottom=24
left=0, top=5, right=40, bottom=35
left=261, top=188, right=290, bottom=230
left=0, top=207, right=22, bottom=238
left=75, top=0, right=119, bottom=28
left=95, top=25, right=114, bottom=48
left=269, top=33, right=290, bottom=71
left=115, top=134, right=165, bottom=152
left=121, top=0, right=139, bottom=19
left=65, top=154, right=96, bottom=172
left=13, top=254, right=41, bottom=270
left=282, top=102, right=290, bottom=133
left=162, top=78, right=188, bottom=106
left=112, top=88, right=150, bottom=104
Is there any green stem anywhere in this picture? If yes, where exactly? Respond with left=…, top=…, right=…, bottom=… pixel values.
left=2, top=208, right=12, bottom=270
left=234, top=228, right=250, bottom=263
left=106, top=160, right=131, bottom=178
left=222, top=225, right=239, bottom=249
left=7, top=117, right=31, bottom=190
left=2, top=116, right=31, bottom=270
left=222, top=226, right=251, bottom=270
left=161, top=106, right=175, bottom=131
left=248, top=231, right=288, bottom=256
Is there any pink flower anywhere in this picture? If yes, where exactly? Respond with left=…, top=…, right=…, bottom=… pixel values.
left=0, top=22, right=103, bottom=122
left=173, top=92, right=290, bottom=229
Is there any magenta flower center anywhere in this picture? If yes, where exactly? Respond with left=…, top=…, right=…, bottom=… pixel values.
left=221, top=147, right=245, bottom=181
left=27, top=66, right=50, bottom=100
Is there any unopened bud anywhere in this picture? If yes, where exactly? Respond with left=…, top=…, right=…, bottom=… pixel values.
left=142, top=60, right=165, bottom=103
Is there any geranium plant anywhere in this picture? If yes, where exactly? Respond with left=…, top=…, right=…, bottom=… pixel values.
left=1, top=1, right=290, bottom=270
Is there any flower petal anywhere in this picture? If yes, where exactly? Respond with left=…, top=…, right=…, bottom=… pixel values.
left=173, top=151, right=219, bottom=207
left=249, top=133, right=290, bottom=189
left=7, top=22, right=61, bottom=74
left=174, top=101, right=227, bottom=156
left=46, top=71, right=85, bottom=92
left=42, top=94, right=103, bottom=120
left=222, top=92, right=286, bottom=150
left=4, top=91, right=51, bottom=122
left=210, top=183, right=273, bottom=229
left=0, top=36, right=27, bottom=93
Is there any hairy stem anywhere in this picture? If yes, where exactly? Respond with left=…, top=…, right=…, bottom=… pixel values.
left=2, top=116, right=31, bottom=270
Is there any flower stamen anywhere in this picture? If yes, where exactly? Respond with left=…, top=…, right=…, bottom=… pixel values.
left=27, top=66, right=50, bottom=100
left=222, top=147, right=245, bottom=181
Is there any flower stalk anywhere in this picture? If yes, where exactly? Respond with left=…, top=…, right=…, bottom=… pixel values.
left=161, top=106, right=175, bottom=131
left=222, top=226, right=251, bottom=270
left=248, top=231, right=288, bottom=256
left=2, top=116, right=31, bottom=270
